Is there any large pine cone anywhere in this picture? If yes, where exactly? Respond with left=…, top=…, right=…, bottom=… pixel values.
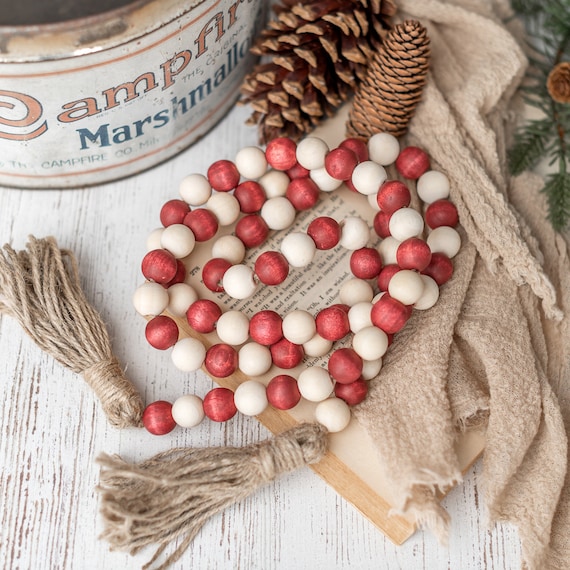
left=240, top=0, right=396, bottom=144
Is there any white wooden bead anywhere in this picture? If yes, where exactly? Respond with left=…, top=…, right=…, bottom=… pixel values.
left=147, top=227, right=164, bottom=251
left=388, top=269, right=425, bottom=305
left=427, top=226, right=461, bottom=258
left=310, top=167, right=343, bottom=192
left=216, top=310, right=250, bottom=345
left=222, top=265, right=258, bottom=299
left=414, top=275, right=440, bottom=310
left=339, top=278, right=374, bottom=306
left=235, top=146, right=267, bottom=179
left=167, top=283, right=198, bottom=317
left=368, top=133, right=400, bottom=165
left=171, top=337, right=206, bottom=371
left=172, top=394, right=205, bottom=427
left=234, top=381, right=268, bottom=416
left=206, top=192, right=240, bottom=226
left=303, top=333, right=333, bottom=357
left=282, top=310, right=316, bottom=344
left=339, top=217, right=370, bottom=250
left=315, top=398, right=351, bottom=433
left=388, top=207, right=424, bottom=241
left=348, top=301, right=373, bottom=333
left=179, top=173, right=212, bottom=205
left=133, top=282, right=169, bottom=316
left=238, top=342, right=272, bottom=376
left=296, top=136, right=329, bottom=169
left=372, top=291, right=386, bottom=304
left=297, top=367, right=334, bottom=402
left=361, top=357, right=383, bottom=380
left=160, top=224, right=196, bottom=258
left=261, top=196, right=296, bottom=230
left=352, top=326, right=389, bottom=360
left=367, top=192, right=381, bottom=211
left=351, top=161, right=387, bottom=195
left=416, top=170, right=450, bottom=203
left=377, top=237, right=401, bottom=265
left=281, top=232, right=316, bottom=267
left=211, top=235, right=246, bottom=264
left=259, top=169, right=289, bottom=198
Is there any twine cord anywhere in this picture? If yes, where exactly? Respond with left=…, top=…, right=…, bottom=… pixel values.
left=0, top=236, right=144, bottom=428
left=97, top=423, right=328, bottom=570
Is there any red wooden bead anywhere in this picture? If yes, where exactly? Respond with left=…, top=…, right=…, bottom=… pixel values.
left=328, top=348, right=363, bottom=384
left=422, top=252, right=454, bottom=285
left=425, top=199, right=459, bottom=228
left=254, top=251, right=289, bottom=285
left=315, top=305, right=350, bottom=341
left=186, top=299, right=222, bottom=333
left=270, top=338, right=304, bottom=369
left=160, top=199, right=190, bottom=227
left=344, top=177, right=359, bottom=193
left=165, top=259, right=187, bottom=288
left=350, top=247, right=383, bottom=279
left=286, top=177, right=320, bottom=210
left=325, top=147, right=359, bottom=180
left=202, top=258, right=232, bottom=292
left=203, top=387, right=237, bottom=421
left=370, top=294, right=412, bottom=334
left=307, top=216, right=341, bottom=250
left=234, top=180, right=266, bottom=213
left=266, top=374, right=301, bottom=410
left=396, top=238, right=432, bottom=271
left=265, top=137, right=297, bottom=171
left=339, top=137, right=369, bottom=162
left=205, top=343, right=239, bottom=377
left=376, top=180, right=411, bottom=214
left=145, top=315, right=179, bottom=350
left=141, top=249, right=178, bottom=284
left=373, top=210, right=392, bottom=238
left=377, top=264, right=401, bottom=291
left=183, top=209, right=218, bottom=242
left=142, top=401, right=176, bottom=435
left=286, top=162, right=310, bottom=179
left=249, top=310, right=283, bottom=346
left=334, top=378, right=368, bottom=405
left=235, top=214, right=269, bottom=248
left=207, top=159, right=240, bottom=191
left=395, top=146, right=430, bottom=179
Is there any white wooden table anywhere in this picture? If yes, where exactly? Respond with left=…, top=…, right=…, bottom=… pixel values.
left=0, top=103, right=521, bottom=569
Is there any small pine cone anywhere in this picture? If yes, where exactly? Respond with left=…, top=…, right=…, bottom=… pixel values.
left=240, top=0, right=396, bottom=144
left=547, top=62, right=570, bottom=104
left=346, top=19, right=430, bottom=139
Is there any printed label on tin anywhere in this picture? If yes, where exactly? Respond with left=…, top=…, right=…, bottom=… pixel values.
left=0, top=0, right=264, bottom=188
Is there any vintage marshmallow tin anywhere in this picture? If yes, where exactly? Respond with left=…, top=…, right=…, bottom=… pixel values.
left=0, top=0, right=265, bottom=188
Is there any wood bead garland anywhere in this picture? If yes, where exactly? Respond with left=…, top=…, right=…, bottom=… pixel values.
left=136, top=132, right=462, bottom=437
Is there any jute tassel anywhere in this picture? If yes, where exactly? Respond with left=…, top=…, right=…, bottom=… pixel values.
left=0, top=236, right=144, bottom=428
left=97, top=422, right=329, bottom=569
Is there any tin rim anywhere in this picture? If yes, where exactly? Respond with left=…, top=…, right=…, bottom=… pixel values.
left=0, top=0, right=205, bottom=63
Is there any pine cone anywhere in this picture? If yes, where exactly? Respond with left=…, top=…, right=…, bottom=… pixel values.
left=346, top=19, right=430, bottom=138
left=547, top=62, right=570, bottom=104
left=240, top=0, right=396, bottom=144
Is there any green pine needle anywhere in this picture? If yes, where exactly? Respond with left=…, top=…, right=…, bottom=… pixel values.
left=509, top=1, right=570, bottom=231
left=542, top=167, right=570, bottom=230
left=508, top=120, right=553, bottom=175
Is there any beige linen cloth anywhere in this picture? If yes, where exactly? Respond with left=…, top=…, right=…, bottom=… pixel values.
left=353, top=1, right=570, bottom=568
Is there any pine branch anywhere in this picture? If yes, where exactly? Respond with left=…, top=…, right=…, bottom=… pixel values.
left=542, top=163, right=570, bottom=230
left=508, top=119, right=554, bottom=175
left=509, top=0, right=570, bottom=230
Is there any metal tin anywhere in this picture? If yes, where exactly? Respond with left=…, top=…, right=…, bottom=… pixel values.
left=0, top=0, right=265, bottom=188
